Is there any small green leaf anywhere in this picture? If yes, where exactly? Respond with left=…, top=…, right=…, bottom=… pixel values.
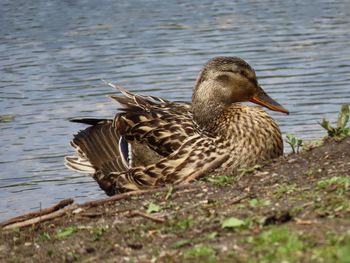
left=146, top=202, right=161, bottom=214
left=56, top=227, right=76, bottom=239
left=165, top=186, right=173, bottom=200
left=286, top=134, right=303, bottom=153
left=184, top=245, right=216, bottom=259
left=337, top=104, right=349, bottom=129
left=206, top=231, right=218, bottom=240
left=249, top=198, right=258, bottom=207
left=0, top=115, right=14, bottom=123
left=170, top=239, right=192, bottom=249
left=222, top=217, right=246, bottom=229
left=320, top=118, right=333, bottom=132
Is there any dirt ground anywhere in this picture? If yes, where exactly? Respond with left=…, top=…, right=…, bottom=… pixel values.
left=1, top=136, right=350, bottom=263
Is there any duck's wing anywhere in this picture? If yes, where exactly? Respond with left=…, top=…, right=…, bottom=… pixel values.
left=66, top=84, right=196, bottom=195
left=100, top=135, right=231, bottom=192
left=108, top=83, right=195, bottom=156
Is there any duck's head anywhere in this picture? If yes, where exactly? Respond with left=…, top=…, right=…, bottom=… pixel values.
left=192, top=57, right=289, bottom=120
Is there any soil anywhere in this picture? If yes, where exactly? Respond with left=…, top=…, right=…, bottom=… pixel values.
left=1, top=137, right=350, bottom=263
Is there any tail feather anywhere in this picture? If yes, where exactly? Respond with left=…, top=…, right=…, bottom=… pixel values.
left=69, top=118, right=108, bottom=126
left=65, top=119, right=129, bottom=194
left=65, top=155, right=96, bottom=174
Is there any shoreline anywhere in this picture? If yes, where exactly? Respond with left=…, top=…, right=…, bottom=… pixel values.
left=1, top=136, right=349, bottom=262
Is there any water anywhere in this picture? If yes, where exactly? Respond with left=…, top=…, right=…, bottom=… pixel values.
left=1, top=0, right=350, bottom=221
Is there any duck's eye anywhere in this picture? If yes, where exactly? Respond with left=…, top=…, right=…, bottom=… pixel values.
left=239, top=70, right=257, bottom=84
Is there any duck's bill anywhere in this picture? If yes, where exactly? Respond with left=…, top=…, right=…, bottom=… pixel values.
left=250, top=86, right=289, bottom=114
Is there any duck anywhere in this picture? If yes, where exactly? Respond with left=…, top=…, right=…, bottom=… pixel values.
left=65, top=57, right=289, bottom=195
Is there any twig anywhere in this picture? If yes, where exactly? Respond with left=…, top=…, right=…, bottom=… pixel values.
left=3, top=205, right=77, bottom=230
left=0, top=198, right=74, bottom=228
left=127, top=211, right=165, bottom=223
left=227, top=192, right=252, bottom=205
left=172, top=188, right=200, bottom=197
left=79, top=184, right=200, bottom=208
left=1, top=184, right=200, bottom=230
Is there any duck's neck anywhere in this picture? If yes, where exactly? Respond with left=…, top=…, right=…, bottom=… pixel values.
left=192, top=101, right=225, bottom=133
left=191, top=81, right=228, bottom=133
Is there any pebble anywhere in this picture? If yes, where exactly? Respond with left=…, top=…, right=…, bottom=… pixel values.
left=73, top=208, right=83, bottom=214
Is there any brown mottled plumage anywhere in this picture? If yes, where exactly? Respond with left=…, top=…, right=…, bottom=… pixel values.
left=65, top=57, right=288, bottom=195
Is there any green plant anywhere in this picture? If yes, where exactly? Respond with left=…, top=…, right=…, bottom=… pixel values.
left=183, top=245, right=216, bottom=261
left=205, top=175, right=234, bottom=186
left=274, top=183, right=298, bottom=197
left=55, top=227, right=77, bottom=239
left=286, top=134, right=303, bottom=153
left=317, top=176, right=350, bottom=194
left=175, top=215, right=194, bottom=230
left=170, top=239, right=193, bottom=249
left=238, top=164, right=261, bottom=176
left=320, top=104, right=350, bottom=139
left=251, top=226, right=305, bottom=262
left=311, top=231, right=350, bottom=263
left=222, top=217, right=246, bottom=229
left=249, top=198, right=271, bottom=207
left=90, top=226, right=107, bottom=241
left=146, top=202, right=161, bottom=214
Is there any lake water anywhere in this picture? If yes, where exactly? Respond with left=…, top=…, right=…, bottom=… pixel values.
left=1, top=0, right=350, bottom=221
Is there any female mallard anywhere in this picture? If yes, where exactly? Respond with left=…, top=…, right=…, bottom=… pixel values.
left=66, top=57, right=288, bottom=195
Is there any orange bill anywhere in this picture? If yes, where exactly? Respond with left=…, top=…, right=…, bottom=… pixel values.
left=250, top=86, right=289, bottom=114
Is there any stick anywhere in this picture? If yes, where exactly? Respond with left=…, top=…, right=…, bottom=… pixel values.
left=127, top=211, right=165, bottom=223
left=227, top=193, right=252, bottom=205
left=79, top=184, right=200, bottom=208
left=1, top=184, right=200, bottom=230
left=3, top=205, right=77, bottom=230
left=172, top=188, right=200, bottom=197
left=0, top=198, right=74, bottom=228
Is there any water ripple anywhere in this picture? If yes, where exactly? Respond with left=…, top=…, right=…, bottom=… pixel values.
left=1, top=0, right=350, bottom=220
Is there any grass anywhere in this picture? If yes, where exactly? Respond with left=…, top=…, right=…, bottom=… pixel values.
left=273, top=183, right=299, bottom=197
left=313, top=195, right=350, bottom=217
left=205, top=165, right=261, bottom=186
left=310, top=231, right=350, bottom=263
left=174, top=215, right=194, bottom=230
left=53, top=225, right=108, bottom=241
left=170, top=239, right=193, bottom=249
left=248, top=226, right=305, bottom=263
left=205, top=175, right=235, bottom=186
left=238, top=227, right=350, bottom=263
left=183, top=244, right=217, bottom=262
left=317, top=176, right=350, bottom=194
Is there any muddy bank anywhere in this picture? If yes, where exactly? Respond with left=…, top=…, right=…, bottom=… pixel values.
left=1, top=137, right=350, bottom=262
